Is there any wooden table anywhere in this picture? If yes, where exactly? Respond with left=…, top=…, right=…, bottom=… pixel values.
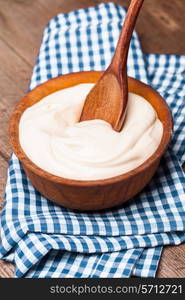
left=0, top=0, right=185, bottom=278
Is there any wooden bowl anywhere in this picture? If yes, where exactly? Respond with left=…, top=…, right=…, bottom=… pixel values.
left=9, top=71, right=172, bottom=211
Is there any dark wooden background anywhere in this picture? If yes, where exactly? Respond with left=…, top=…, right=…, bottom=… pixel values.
left=0, top=0, right=185, bottom=278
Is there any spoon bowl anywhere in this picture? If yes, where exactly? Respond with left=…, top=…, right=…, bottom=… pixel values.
left=9, top=71, right=172, bottom=211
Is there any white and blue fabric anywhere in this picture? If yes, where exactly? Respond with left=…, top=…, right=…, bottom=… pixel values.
left=0, top=2, right=185, bottom=278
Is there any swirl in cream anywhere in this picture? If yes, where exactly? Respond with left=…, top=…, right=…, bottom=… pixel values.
left=19, top=84, right=163, bottom=180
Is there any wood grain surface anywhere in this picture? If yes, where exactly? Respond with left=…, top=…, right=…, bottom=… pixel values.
left=0, top=0, right=185, bottom=278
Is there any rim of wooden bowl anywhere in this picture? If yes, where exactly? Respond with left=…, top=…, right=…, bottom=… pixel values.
left=9, top=71, right=173, bottom=187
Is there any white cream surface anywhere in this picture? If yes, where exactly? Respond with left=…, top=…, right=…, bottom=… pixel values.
left=19, top=84, right=163, bottom=180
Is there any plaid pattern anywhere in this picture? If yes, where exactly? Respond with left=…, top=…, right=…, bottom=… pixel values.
left=0, top=2, right=185, bottom=278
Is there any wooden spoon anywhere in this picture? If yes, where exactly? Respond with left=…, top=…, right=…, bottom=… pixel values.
left=80, top=0, right=144, bottom=131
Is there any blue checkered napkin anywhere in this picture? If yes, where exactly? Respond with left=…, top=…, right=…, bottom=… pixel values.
left=1, top=2, right=185, bottom=278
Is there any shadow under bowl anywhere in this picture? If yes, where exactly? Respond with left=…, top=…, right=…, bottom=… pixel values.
left=9, top=71, right=173, bottom=210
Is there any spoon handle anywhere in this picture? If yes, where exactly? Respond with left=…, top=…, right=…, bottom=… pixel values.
left=111, top=0, right=144, bottom=73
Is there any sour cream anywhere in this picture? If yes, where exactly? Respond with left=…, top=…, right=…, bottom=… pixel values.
left=19, top=84, right=163, bottom=180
